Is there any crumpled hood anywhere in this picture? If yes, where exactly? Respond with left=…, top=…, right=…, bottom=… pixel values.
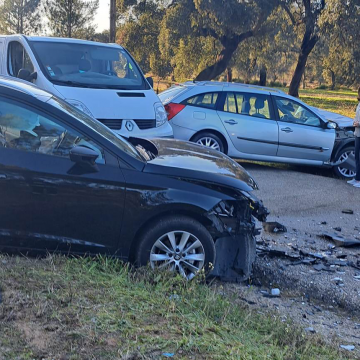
left=311, top=107, right=354, bottom=128
left=143, top=138, right=258, bottom=191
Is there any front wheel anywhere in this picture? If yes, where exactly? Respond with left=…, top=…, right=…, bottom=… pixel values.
left=135, top=216, right=216, bottom=280
left=333, top=146, right=356, bottom=179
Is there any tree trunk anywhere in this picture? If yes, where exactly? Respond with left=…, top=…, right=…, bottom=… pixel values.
left=110, top=0, right=116, bottom=43
left=227, top=67, right=233, bottom=82
left=195, top=32, right=253, bottom=81
left=288, top=31, right=318, bottom=97
left=67, top=0, right=72, bottom=38
left=302, top=69, right=306, bottom=89
left=259, top=65, right=267, bottom=86
left=330, top=70, right=336, bottom=90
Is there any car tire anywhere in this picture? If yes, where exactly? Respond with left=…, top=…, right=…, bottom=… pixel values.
left=135, top=216, right=216, bottom=280
left=192, top=132, right=225, bottom=153
left=333, top=146, right=356, bottom=179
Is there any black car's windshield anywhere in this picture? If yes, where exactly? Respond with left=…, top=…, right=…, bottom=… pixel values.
left=47, top=96, right=144, bottom=162
left=30, top=41, right=147, bottom=90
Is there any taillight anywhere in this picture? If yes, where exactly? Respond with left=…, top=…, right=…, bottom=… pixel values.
left=164, top=103, right=185, bottom=120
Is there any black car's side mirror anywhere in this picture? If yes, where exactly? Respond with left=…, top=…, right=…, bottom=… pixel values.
left=70, top=146, right=99, bottom=165
left=146, top=76, right=154, bottom=88
left=68, top=146, right=99, bottom=175
left=18, top=69, right=37, bottom=82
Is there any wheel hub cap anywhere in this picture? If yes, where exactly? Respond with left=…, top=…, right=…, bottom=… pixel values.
left=196, top=137, right=221, bottom=151
left=338, top=151, right=356, bottom=178
left=150, top=231, right=206, bottom=280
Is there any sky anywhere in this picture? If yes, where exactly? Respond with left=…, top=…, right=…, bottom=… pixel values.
left=94, top=0, right=110, bottom=32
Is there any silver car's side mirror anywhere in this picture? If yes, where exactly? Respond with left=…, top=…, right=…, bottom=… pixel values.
left=327, top=122, right=337, bottom=129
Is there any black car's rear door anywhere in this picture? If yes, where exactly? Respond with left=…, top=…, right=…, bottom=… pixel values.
left=0, top=95, right=125, bottom=254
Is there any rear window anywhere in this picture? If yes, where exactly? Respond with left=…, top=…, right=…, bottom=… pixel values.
left=159, top=86, right=188, bottom=104
left=183, top=92, right=219, bottom=109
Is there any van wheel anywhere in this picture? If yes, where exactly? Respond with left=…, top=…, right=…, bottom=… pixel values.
left=135, top=216, right=215, bottom=280
left=333, top=146, right=356, bottom=179
left=192, top=132, right=225, bottom=153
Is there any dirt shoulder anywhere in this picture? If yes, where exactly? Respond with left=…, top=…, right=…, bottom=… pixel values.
left=237, top=163, right=360, bottom=357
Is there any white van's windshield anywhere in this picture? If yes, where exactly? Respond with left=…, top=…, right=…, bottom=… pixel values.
left=30, top=41, right=147, bottom=90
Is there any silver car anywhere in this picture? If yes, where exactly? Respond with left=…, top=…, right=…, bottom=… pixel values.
left=159, top=82, right=355, bottom=179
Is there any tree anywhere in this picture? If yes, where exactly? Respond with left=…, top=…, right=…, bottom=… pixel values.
left=0, top=0, right=42, bottom=34
left=110, top=0, right=116, bottom=42
left=282, top=0, right=326, bottom=97
left=118, top=0, right=173, bottom=78
left=320, top=0, right=360, bottom=88
left=45, top=0, right=99, bottom=38
left=160, top=0, right=280, bottom=81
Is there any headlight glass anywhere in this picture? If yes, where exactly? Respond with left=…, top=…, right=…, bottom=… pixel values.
left=154, top=102, right=167, bottom=127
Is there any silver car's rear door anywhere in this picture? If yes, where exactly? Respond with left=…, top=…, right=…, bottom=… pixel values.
left=217, top=91, right=279, bottom=156
left=274, top=96, right=335, bottom=161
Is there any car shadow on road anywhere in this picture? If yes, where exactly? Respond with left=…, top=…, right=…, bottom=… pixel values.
left=236, top=160, right=338, bottom=180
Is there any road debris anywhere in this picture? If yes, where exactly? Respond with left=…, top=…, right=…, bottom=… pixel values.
left=263, top=222, right=287, bottom=234
left=340, top=345, right=355, bottom=351
left=342, top=209, right=354, bottom=215
left=319, top=232, right=360, bottom=247
left=304, top=327, right=316, bottom=333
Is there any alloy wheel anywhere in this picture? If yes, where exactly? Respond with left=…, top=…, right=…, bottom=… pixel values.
left=337, top=150, right=356, bottom=178
left=196, top=137, right=221, bottom=151
left=150, top=231, right=205, bottom=280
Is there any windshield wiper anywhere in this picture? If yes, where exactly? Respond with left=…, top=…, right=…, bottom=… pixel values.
left=51, top=80, right=104, bottom=89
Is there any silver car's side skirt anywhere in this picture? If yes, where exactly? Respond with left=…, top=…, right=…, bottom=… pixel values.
left=229, top=152, right=324, bottom=166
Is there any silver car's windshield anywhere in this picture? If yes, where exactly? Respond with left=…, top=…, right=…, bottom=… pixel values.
left=30, top=41, right=146, bottom=90
left=47, top=96, right=144, bottom=161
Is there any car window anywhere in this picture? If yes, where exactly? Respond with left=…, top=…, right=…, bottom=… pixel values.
left=159, top=86, right=187, bottom=104
left=8, top=41, right=34, bottom=78
left=223, top=92, right=271, bottom=119
left=183, top=92, right=219, bottom=109
left=275, top=98, right=321, bottom=127
left=0, top=97, right=105, bottom=164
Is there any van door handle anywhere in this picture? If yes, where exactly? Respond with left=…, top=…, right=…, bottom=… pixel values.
left=281, top=127, right=293, bottom=133
left=224, top=119, right=238, bottom=125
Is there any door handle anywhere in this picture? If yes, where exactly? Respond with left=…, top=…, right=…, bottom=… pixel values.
left=281, top=127, right=293, bottom=133
left=224, top=119, right=238, bottom=125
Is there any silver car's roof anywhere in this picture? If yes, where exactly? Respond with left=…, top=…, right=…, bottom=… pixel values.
left=181, top=81, right=287, bottom=95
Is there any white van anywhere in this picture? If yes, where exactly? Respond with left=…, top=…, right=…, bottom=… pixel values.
left=0, top=35, right=173, bottom=139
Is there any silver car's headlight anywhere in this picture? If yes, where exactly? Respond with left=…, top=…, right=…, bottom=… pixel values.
left=154, top=102, right=167, bottom=127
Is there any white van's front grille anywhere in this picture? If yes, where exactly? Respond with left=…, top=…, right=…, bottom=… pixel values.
left=97, top=119, right=123, bottom=130
left=97, top=119, right=156, bottom=130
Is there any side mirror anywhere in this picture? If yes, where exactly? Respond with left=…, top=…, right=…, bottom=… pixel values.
left=70, top=145, right=99, bottom=165
left=146, top=76, right=154, bottom=88
left=326, top=121, right=337, bottom=130
left=17, top=69, right=37, bottom=82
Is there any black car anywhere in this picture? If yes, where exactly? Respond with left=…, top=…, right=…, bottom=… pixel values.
left=0, top=77, right=267, bottom=281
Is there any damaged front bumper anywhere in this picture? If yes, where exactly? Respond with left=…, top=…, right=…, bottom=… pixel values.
left=206, top=191, right=269, bottom=282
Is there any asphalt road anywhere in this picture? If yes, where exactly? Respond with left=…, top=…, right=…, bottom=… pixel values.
left=239, top=162, right=360, bottom=237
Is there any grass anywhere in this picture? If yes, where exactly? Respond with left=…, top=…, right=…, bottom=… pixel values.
left=0, top=255, right=353, bottom=360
